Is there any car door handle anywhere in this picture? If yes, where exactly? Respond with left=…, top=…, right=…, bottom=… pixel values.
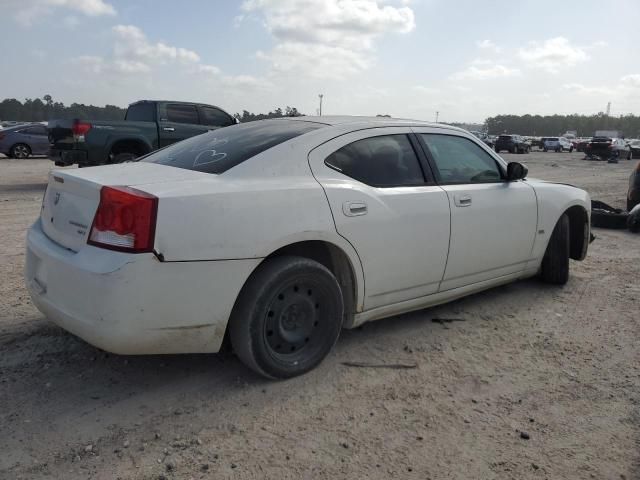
left=162, top=127, right=175, bottom=132
left=454, top=194, right=472, bottom=207
left=343, top=201, right=367, bottom=216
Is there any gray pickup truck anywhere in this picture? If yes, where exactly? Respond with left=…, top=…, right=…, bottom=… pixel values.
left=48, top=100, right=237, bottom=166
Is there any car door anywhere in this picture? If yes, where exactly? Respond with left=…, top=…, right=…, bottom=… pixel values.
left=21, top=126, right=49, bottom=155
left=158, top=103, right=209, bottom=147
left=308, top=128, right=451, bottom=310
left=415, top=130, right=538, bottom=291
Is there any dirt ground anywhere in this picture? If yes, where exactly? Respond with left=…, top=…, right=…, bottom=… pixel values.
left=1, top=151, right=638, bottom=480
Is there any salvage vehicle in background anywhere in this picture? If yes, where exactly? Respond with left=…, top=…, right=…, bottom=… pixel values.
left=543, top=137, right=574, bottom=152
left=628, top=139, right=640, bottom=158
left=585, top=136, right=632, bottom=162
left=494, top=134, right=530, bottom=153
left=48, top=100, right=236, bottom=167
left=26, top=116, right=591, bottom=379
left=0, top=123, right=50, bottom=158
left=470, top=130, right=494, bottom=148
left=629, top=161, right=640, bottom=211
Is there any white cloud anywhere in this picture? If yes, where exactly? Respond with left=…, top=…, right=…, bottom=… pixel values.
left=476, top=39, right=502, bottom=53
left=10, top=0, right=115, bottom=26
left=562, top=83, right=614, bottom=96
left=621, top=74, right=640, bottom=88
left=451, top=63, right=521, bottom=80
left=518, top=37, right=589, bottom=73
left=112, top=25, right=201, bottom=65
left=242, top=0, right=415, bottom=78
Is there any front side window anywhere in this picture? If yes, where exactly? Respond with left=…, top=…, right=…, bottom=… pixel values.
left=325, top=134, right=425, bottom=187
left=165, top=104, right=199, bottom=124
left=199, top=107, right=234, bottom=127
left=421, top=134, right=503, bottom=184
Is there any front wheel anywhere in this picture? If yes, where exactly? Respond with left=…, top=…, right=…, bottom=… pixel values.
left=230, top=256, right=344, bottom=379
left=540, top=214, right=570, bottom=285
left=111, top=152, right=139, bottom=163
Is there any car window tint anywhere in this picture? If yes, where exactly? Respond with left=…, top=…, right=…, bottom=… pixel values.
left=325, top=135, right=425, bottom=187
left=421, top=134, right=503, bottom=184
left=126, top=103, right=156, bottom=122
left=142, top=119, right=324, bottom=174
left=165, top=104, right=199, bottom=124
left=199, top=107, right=234, bottom=127
left=23, top=126, right=47, bottom=135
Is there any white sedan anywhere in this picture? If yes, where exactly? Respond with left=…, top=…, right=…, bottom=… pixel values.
left=25, top=117, right=591, bottom=378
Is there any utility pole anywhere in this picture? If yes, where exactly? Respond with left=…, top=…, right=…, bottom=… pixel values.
left=435, top=111, right=439, bottom=123
left=318, top=94, right=324, bottom=117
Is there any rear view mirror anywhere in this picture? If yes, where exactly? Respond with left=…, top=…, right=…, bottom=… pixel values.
left=507, top=162, right=528, bottom=181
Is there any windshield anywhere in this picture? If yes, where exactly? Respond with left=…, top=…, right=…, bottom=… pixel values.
left=142, top=119, right=325, bottom=174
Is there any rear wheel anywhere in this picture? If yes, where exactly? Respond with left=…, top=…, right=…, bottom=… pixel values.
left=10, top=143, right=30, bottom=159
left=230, top=256, right=344, bottom=379
left=540, top=214, right=570, bottom=285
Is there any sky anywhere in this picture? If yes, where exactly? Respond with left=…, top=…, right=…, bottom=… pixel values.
left=2, top=0, right=640, bottom=123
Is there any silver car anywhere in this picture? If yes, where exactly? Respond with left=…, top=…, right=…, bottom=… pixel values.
left=0, top=123, right=50, bottom=159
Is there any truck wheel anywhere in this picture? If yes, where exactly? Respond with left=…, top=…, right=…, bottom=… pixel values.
left=543, top=148, right=548, bottom=152
left=112, top=152, right=138, bottom=163
left=628, top=151, right=633, bottom=160
left=540, top=214, right=570, bottom=285
left=230, top=256, right=343, bottom=379
left=10, top=143, right=31, bottom=159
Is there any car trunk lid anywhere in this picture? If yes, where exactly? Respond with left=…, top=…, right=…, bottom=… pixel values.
left=40, top=163, right=210, bottom=252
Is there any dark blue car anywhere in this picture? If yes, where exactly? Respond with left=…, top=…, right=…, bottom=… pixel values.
left=0, top=123, right=50, bottom=159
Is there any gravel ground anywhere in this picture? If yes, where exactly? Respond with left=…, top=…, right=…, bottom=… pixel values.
left=0, top=151, right=638, bottom=480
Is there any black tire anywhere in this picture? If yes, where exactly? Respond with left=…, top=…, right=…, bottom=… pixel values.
left=495, top=147, right=500, bottom=153
left=590, top=200, right=628, bottom=229
left=569, top=146, right=574, bottom=153
left=628, top=151, right=633, bottom=160
left=540, top=214, right=570, bottom=285
left=543, top=148, right=548, bottom=152
left=229, top=256, right=344, bottom=379
left=111, top=152, right=138, bottom=163
left=10, top=143, right=31, bottom=159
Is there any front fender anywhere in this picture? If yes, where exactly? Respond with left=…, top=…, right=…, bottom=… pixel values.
left=526, top=180, right=590, bottom=265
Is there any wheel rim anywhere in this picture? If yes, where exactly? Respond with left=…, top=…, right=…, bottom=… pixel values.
left=14, top=145, right=28, bottom=158
left=263, top=278, right=331, bottom=361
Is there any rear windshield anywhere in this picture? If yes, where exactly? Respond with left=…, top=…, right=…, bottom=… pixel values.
left=547, top=137, right=559, bottom=141
left=591, top=137, right=612, bottom=142
left=498, top=135, right=513, bottom=140
left=142, top=119, right=324, bottom=174
left=126, top=103, right=156, bottom=122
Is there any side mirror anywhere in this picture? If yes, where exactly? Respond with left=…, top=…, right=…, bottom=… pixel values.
left=507, top=162, right=528, bottom=181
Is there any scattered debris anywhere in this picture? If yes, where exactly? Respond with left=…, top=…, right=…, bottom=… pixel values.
left=341, top=361, right=417, bottom=369
left=520, top=431, right=530, bottom=440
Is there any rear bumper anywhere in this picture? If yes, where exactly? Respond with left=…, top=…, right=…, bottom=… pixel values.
left=49, top=148, right=87, bottom=166
left=25, top=219, right=260, bottom=354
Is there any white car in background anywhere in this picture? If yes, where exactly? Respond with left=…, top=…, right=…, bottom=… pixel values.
left=25, top=117, right=591, bottom=379
left=543, top=137, right=574, bottom=152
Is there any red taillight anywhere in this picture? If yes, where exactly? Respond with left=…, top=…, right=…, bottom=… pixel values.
left=88, top=186, right=158, bottom=253
left=72, top=120, right=92, bottom=141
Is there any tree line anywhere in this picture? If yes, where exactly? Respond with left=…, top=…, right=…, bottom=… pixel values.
left=2, top=96, right=639, bottom=136
left=0, top=96, right=304, bottom=123
left=485, top=113, right=640, bottom=138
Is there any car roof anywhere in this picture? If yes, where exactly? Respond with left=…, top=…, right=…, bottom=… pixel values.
left=269, top=115, right=469, bottom=133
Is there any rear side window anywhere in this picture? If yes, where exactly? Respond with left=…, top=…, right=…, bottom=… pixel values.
left=142, top=120, right=324, bottom=174
left=199, top=106, right=234, bottom=127
left=126, top=103, right=156, bottom=122
left=325, top=135, right=425, bottom=187
left=165, top=104, right=199, bottom=124
left=421, top=134, right=503, bottom=184
left=23, top=126, right=47, bottom=135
